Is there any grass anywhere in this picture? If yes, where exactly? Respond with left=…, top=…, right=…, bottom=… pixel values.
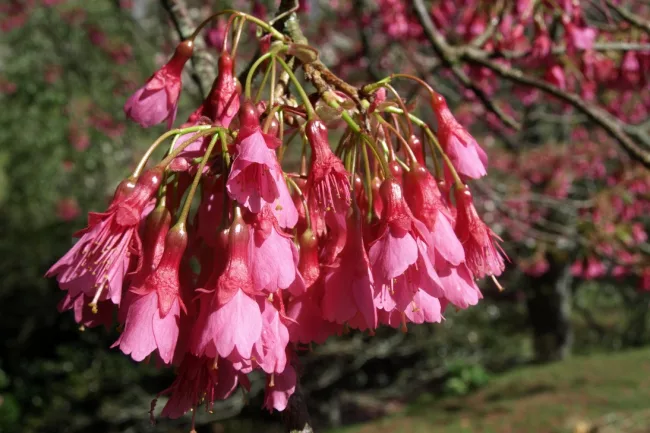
left=331, top=348, right=650, bottom=433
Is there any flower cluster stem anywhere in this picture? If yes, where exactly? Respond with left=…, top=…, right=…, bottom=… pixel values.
left=178, top=134, right=220, bottom=226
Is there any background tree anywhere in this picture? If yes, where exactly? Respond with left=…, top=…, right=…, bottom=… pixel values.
left=1, top=1, right=648, bottom=432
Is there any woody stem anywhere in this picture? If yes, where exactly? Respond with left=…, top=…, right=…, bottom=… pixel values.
left=274, top=56, right=316, bottom=119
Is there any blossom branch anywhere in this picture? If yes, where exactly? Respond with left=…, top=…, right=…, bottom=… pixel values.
left=411, top=0, right=650, bottom=168
left=605, top=0, right=650, bottom=34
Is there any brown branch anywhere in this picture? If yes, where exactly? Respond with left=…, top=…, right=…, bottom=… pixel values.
left=470, top=0, right=507, bottom=48
left=448, top=64, right=522, bottom=131
left=410, top=0, right=520, bottom=131
left=411, top=0, right=650, bottom=168
left=606, top=0, right=650, bottom=34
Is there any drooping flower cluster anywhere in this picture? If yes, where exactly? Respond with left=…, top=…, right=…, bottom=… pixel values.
left=47, top=8, right=505, bottom=426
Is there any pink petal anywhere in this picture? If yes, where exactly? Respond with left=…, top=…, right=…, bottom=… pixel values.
left=251, top=228, right=296, bottom=291
left=431, top=213, right=465, bottom=266
left=369, top=231, right=418, bottom=282
left=351, top=272, right=377, bottom=329
left=322, top=265, right=357, bottom=323
left=270, top=169, right=299, bottom=229
left=124, top=87, right=172, bottom=127
left=113, top=291, right=158, bottom=362
left=254, top=300, right=290, bottom=374
left=404, top=290, right=442, bottom=324
left=439, top=263, right=482, bottom=309
left=152, top=298, right=181, bottom=364
left=263, top=364, right=296, bottom=412
left=448, top=135, right=487, bottom=179
left=213, top=289, right=262, bottom=359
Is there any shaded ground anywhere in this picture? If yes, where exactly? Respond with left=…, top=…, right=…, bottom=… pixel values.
left=331, top=348, right=650, bottom=433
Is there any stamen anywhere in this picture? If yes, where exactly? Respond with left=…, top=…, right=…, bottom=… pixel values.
left=89, top=281, right=106, bottom=314
left=491, top=275, right=505, bottom=292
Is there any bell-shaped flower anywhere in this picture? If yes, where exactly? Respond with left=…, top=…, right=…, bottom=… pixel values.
left=124, top=40, right=193, bottom=128
left=305, top=118, right=351, bottom=215
left=403, top=163, right=464, bottom=266
left=454, top=185, right=506, bottom=278
left=46, top=168, right=163, bottom=307
left=368, top=179, right=443, bottom=314
left=113, top=224, right=188, bottom=364
left=431, top=94, right=487, bottom=179
left=227, top=101, right=298, bottom=227
left=263, top=363, right=296, bottom=412
left=248, top=206, right=298, bottom=292
left=252, top=297, right=290, bottom=374
left=157, top=355, right=242, bottom=419
left=191, top=210, right=262, bottom=364
left=322, top=212, right=377, bottom=330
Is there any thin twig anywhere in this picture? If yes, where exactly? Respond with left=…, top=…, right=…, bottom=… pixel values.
left=605, top=0, right=650, bottom=34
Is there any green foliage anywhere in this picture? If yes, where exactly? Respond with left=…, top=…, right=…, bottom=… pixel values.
left=0, top=3, right=164, bottom=433
left=442, top=362, right=491, bottom=397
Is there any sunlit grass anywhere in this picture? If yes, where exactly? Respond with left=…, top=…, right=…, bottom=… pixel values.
left=332, top=348, right=650, bottom=433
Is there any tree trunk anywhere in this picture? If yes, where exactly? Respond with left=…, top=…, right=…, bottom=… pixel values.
left=524, top=256, right=574, bottom=362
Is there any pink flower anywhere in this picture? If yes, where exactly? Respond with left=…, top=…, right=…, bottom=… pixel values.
left=203, top=19, right=227, bottom=50
left=286, top=284, right=337, bottom=344
left=584, top=257, right=606, bottom=279
left=57, top=292, right=113, bottom=329
left=157, top=355, right=243, bottom=419
left=621, top=51, right=641, bottom=85
left=368, top=179, right=443, bottom=313
left=195, top=174, right=225, bottom=247
left=368, top=88, right=386, bottom=113
left=286, top=232, right=339, bottom=343
left=252, top=298, right=290, bottom=374
left=404, top=289, right=444, bottom=324
left=113, top=225, right=187, bottom=364
left=320, top=211, right=347, bottom=265
left=227, top=102, right=298, bottom=228
left=435, top=258, right=482, bottom=309
left=46, top=168, right=163, bottom=307
left=403, top=163, right=464, bottom=265
left=56, top=197, right=81, bottom=221
left=191, top=211, right=262, bottom=363
left=305, top=118, right=351, bottom=215
left=204, top=52, right=240, bottom=126
left=570, top=259, right=584, bottom=277
left=530, top=29, right=552, bottom=64
left=293, top=229, right=320, bottom=291
left=263, top=363, right=296, bottom=412
left=565, top=21, right=596, bottom=51
left=431, top=94, right=488, bottom=179
left=119, top=204, right=171, bottom=323
left=248, top=206, right=298, bottom=292
left=68, top=125, right=90, bottom=151
left=545, top=65, right=567, bottom=90
left=124, top=40, right=193, bottom=128
left=322, top=213, right=377, bottom=330
left=454, top=186, right=506, bottom=278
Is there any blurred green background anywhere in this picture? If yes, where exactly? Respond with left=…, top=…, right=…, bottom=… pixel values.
left=1, top=1, right=649, bottom=433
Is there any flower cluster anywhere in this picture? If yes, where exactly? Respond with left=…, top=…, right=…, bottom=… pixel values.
left=47, top=9, right=505, bottom=425
left=490, top=128, right=649, bottom=289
